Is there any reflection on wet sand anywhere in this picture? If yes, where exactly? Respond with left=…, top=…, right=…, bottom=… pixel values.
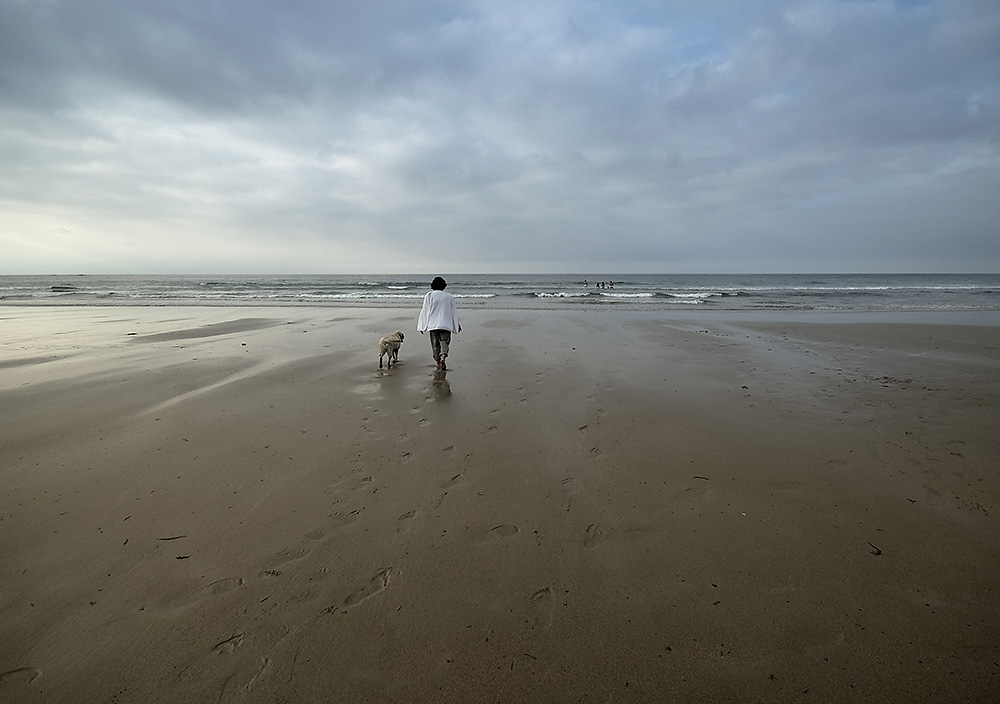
left=430, top=369, right=451, bottom=400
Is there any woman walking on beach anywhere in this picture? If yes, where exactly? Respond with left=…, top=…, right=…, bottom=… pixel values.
left=417, top=276, right=461, bottom=370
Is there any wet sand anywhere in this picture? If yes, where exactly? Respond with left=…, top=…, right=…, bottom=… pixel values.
left=1, top=306, right=998, bottom=702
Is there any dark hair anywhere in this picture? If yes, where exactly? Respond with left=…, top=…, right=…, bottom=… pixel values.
left=431, top=277, right=447, bottom=290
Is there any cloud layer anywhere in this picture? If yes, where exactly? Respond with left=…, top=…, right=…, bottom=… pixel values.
left=2, top=0, right=998, bottom=273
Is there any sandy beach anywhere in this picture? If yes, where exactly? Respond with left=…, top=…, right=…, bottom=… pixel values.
left=1, top=305, right=998, bottom=703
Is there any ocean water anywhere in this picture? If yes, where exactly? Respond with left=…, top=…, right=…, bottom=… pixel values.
left=1, top=273, right=998, bottom=312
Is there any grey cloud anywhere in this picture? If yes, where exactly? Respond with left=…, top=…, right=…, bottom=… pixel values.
left=1, top=0, right=998, bottom=273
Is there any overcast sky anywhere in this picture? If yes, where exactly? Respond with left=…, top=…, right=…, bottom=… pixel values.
left=1, top=0, right=998, bottom=274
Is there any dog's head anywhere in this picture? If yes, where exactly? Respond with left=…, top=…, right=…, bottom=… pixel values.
left=395, top=331, right=404, bottom=340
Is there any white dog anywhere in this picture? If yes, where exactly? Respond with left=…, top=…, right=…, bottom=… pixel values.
left=378, top=331, right=404, bottom=369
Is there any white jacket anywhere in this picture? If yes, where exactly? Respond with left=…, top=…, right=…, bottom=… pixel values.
left=417, top=290, right=461, bottom=333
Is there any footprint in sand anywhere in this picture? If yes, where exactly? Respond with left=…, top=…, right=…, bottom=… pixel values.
left=584, top=523, right=605, bottom=548
left=473, top=524, right=519, bottom=544
left=945, top=439, right=967, bottom=457
left=668, top=484, right=713, bottom=506
left=330, top=508, right=361, bottom=529
left=177, top=647, right=238, bottom=686
left=258, top=548, right=310, bottom=578
left=309, top=567, right=332, bottom=582
left=490, top=524, right=519, bottom=538
left=0, top=667, right=41, bottom=690
left=205, top=577, right=244, bottom=597
left=288, top=589, right=316, bottom=605
left=161, top=577, right=244, bottom=610
left=441, top=473, right=464, bottom=489
left=329, top=568, right=395, bottom=610
left=325, top=472, right=358, bottom=494
left=304, top=528, right=326, bottom=541
left=529, top=586, right=555, bottom=629
left=397, top=510, right=418, bottom=533
left=272, top=548, right=310, bottom=565
left=922, top=482, right=942, bottom=497
left=175, top=633, right=270, bottom=699
left=212, top=633, right=244, bottom=655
